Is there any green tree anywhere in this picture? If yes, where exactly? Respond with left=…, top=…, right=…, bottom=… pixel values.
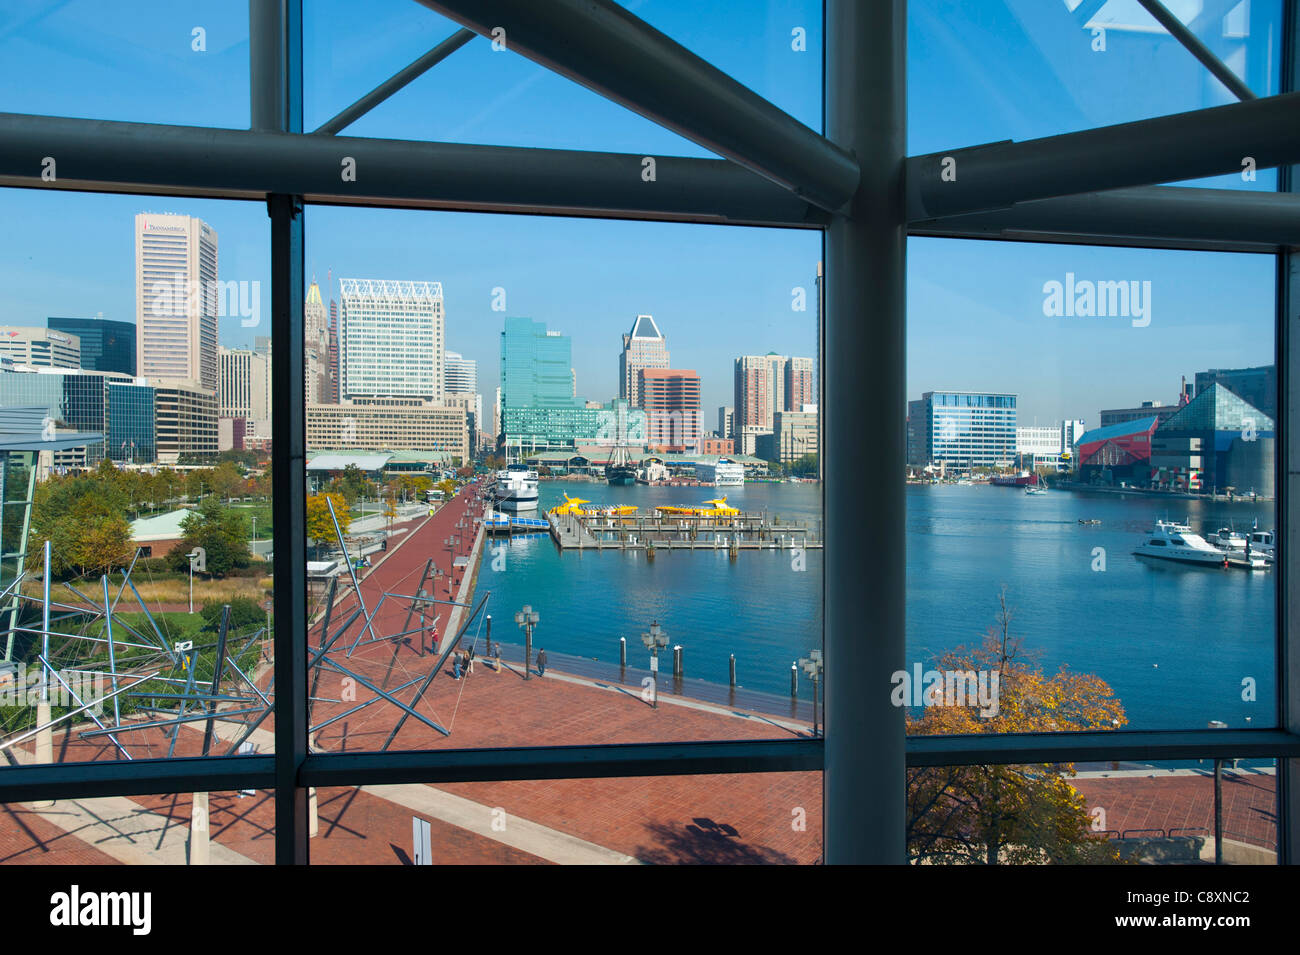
left=209, top=461, right=244, bottom=501
left=325, top=464, right=374, bottom=504
left=171, top=498, right=251, bottom=577
left=29, top=473, right=135, bottom=577
left=200, top=596, right=266, bottom=635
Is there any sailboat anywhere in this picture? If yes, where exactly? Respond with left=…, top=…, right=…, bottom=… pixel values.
left=606, top=442, right=637, bottom=486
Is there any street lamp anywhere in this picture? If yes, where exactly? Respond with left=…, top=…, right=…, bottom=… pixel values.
left=186, top=549, right=201, bottom=614
left=641, top=620, right=669, bottom=708
left=514, top=605, right=539, bottom=680
left=798, top=649, right=824, bottom=736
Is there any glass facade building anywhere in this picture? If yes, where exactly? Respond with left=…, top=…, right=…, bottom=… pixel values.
left=106, top=381, right=156, bottom=464
left=48, top=316, right=137, bottom=376
left=913, top=391, right=1017, bottom=469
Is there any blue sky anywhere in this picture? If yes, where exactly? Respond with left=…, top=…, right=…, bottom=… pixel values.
left=0, top=0, right=1282, bottom=425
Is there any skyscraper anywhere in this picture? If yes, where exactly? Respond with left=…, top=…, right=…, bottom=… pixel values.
left=135, top=213, right=218, bottom=390
left=338, top=279, right=444, bottom=403
left=785, top=356, right=815, bottom=411
left=49, top=317, right=136, bottom=375
left=304, top=279, right=329, bottom=404
left=619, top=314, right=668, bottom=408
left=640, top=369, right=701, bottom=452
left=218, top=346, right=271, bottom=432
left=445, top=350, right=482, bottom=439
left=328, top=296, right=339, bottom=403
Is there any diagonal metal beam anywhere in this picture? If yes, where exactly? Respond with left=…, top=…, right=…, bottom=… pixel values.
left=908, top=92, right=1300, bottom=220
left=1136, top=0, right=1255, bottom=101
left=412, top=0, right=859, bottom=211
left=314, top=29, right=475, bottom=135
left=910, top=184, right=1300, bottom=251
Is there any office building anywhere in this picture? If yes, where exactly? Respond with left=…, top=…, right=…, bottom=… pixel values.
left=718, top=406, right=734, bottom=441
left=759, top=408, right=819, bottom=464
left=444, top=351, right=482, bottom=429
left=153, top=380, right=219, bottom=464
left=0, top=366, right=123, bottom=467
left=909, top=391, right=1017, bottom=469
left=135, top=212, right=218, bottom=390
left=785, top=356, right=816, bottom=411
left=106, top=381, right=156, bottom=464
left=619, top=314, right=668, bottom=407
left=640, top=368, right=701, bottom=452
left=218, top=346, right=271, bottom=440
left=327, top=297, right=339, bottom=402
left=339, top=279, right=443, bottom=403
left=49, top=316, right=136, bottom=375
left=0, top=327, right=80, bottom=369
left=306, top=401, right=468, bottom=462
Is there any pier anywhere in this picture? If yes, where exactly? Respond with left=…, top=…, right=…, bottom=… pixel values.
left=546, top=510, right=823, bottom=552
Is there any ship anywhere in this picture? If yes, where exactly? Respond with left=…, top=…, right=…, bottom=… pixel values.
left=605, top=443, right=638, bottom=486
left=493, top=463, right=539, bottom=512
left=991, top=471, right=1039, bottom=487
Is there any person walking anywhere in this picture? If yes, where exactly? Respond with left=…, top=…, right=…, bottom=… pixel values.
left=536, top=648, right=547, bottom=678
left=452, top=650, right=462, bottom=680
left=466, top=645, right=475, bottom=675
left=494, top=642, right=503, bottom=674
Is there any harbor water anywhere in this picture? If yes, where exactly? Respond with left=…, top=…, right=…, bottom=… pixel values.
left=477, top=480, right=1275, bottom=731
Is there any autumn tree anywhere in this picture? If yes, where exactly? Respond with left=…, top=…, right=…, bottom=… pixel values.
left=29, top=473, right=135, bottom=577
left=171, top=498, right=250, bottom=577
left=306, top=493, right=350, bottom=553
left=905, top=587, right=1127, bottom=865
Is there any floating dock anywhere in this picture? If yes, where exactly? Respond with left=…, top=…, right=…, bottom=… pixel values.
left=545, top=509, right=822, bottom=552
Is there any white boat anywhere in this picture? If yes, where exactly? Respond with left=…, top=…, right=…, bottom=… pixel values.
left=1247, top=528, right=1277, bottom=563
left=1133, top=520, right=1229, bottom=566
left=1024, top=484, right=1047, bottom=495
left=1206, top=526, right=1247, bottom=551
left=493, top=463, right=539, bottom=512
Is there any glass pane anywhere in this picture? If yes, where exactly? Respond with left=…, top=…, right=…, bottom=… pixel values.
left=0, top=188, right=273, bottom=764
left=1, top=789, right=273, bottom=865
left=312, top=772, right=821, bottom=864
left=304, top=0, right=822, bottom=152
left=906, top=238, right=1276, bottom=733
left=0, top=1, right=250, bottom=128
left=302, top=205, right=822, bottom=751
left=909, top=0, right=1285, bottom=189
left=909, top=757, right=1277, bottom=864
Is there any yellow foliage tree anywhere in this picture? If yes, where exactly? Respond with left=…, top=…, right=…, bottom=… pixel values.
left=306, top=493, right=350, bottom=550
left=906, top=586, right=1127, bottom=865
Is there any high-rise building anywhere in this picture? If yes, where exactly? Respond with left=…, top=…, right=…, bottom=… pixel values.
left=339, top=279, right=444, bottom=404
left=304, top=279, right=330, bottom=404
left=758, top=409, right=819, bottom=464
left=306, top=400, right=468, bottom=462
left=49, top=317, right=136, bottom=375
left=0, top=366, right=128, bottom=467
left=444, top=351, right=482, bottom=439
left=107, top=381, right=156, bottom=464
left=785, top=356, right=815, bottom=411
left=218, top=346, right=272, bottom=435
left=135, top=213, right=218, bottom=390
left=0, top=327, right=81, bottom=369
left=910, top=391, right=1017, bottom=469
left=734, top=354, right=790, bottom=452
left=619, top=314, right=668, bottom=408
left=718, top=406, right=734, bottom=441
left=327, top=297, right=339, bottom=402
left=640, top=369, right=701, bottom=452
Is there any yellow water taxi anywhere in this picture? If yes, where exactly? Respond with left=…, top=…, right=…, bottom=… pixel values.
left=653, top=497, right=740, bottom=518
left=548, top=492, right=638, bottom=517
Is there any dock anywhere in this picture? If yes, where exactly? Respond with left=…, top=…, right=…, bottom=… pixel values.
left=546, top=510, right=823, bottom=552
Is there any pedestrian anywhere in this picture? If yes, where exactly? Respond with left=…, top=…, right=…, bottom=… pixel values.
left=452, top=650, right=462, bottom=680
left=466, top=645, right=475, bottom=675
left=494, top=642, right=503, bottom=673
left=536, top=648, right=547, bottom=678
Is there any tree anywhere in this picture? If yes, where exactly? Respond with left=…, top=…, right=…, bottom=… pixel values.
left=209, top=461, right=244, bottom=501
left=29, top=473, right=135, bottom=577
left=325, top=464, right=374, bottom=504
left=171, top=498, right=250, bottom=577
left=436, top=478, right=456, bottom=500
left=200, top=596, right=266, bottom=635
left=905, top=587, right=1126, bottom=865
left=306, top=493, right=350, bottom=551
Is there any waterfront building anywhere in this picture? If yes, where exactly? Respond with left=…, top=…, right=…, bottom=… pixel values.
left=1074, top=416, right=1159, bottom=486
left=734, top=354, right=785, bottom=437
left=906, top=397, right=930, bottom=467
left=339, top=278, right=444, bottom=404
left=135, top=212, right=218, bottom=390
left=1149, top=383, right=1274, bottom=496
left=640, top=368, right=701, bottom=452
left=909, top=391, right=1017, bottom=470
left=49, top=316, right=136, bottom=375
left=306, top=400, right=468, bottom=462
left=218, top=346, right=271, bottom=439
left=758, top=409, right=819, bottom=464
left=1194, top=364, right=1276, bottom=420
left=0, top=327, right=80, bottom=369
left=619, top=314, right=668, bottom=408
left=700, top=437, right=733, bottom=455
left=153, top=379, right=219, bottom=464
left=304, top=279, right=330, bottom=404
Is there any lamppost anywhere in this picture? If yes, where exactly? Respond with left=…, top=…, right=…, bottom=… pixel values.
left=186, top=549, right=201, bottom=614
left=799, top=649, right=824, bottom=736
left=641, top=620, right=669, bottom=708
left=514, top=605, right=539, bottom=680
left=445, top=535, right=459, bottom=596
